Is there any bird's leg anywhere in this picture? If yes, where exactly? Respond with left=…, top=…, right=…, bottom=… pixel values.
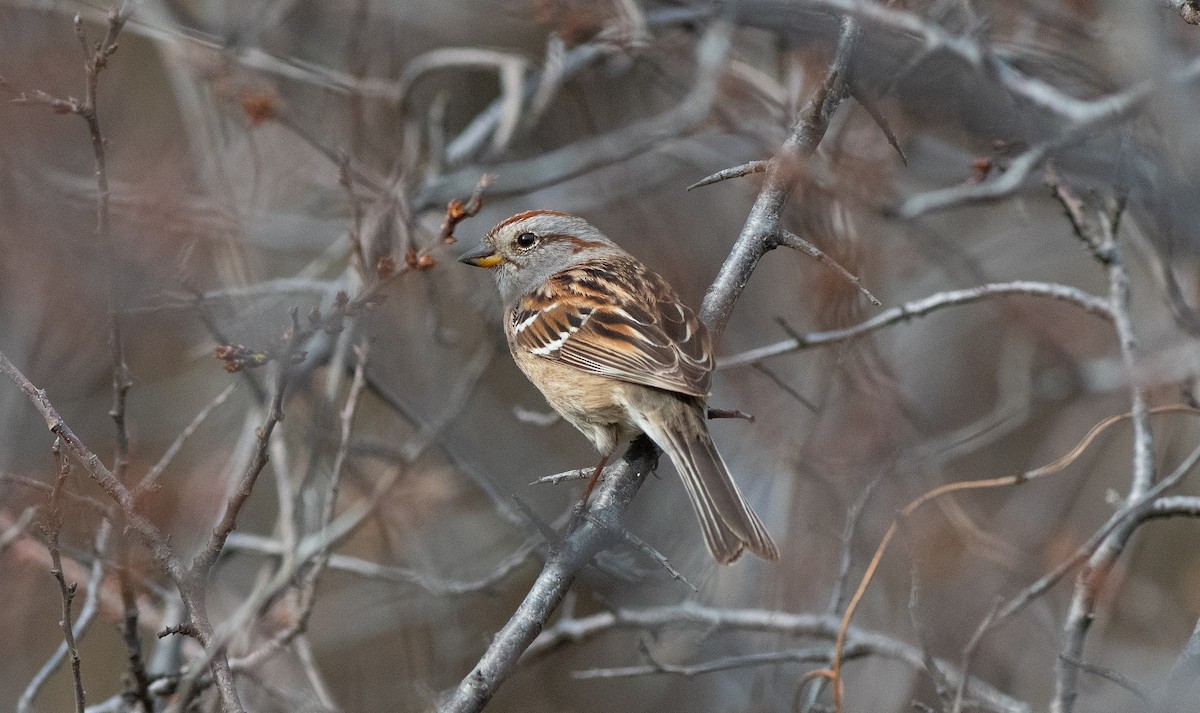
left=580, top=453, right=610, bottom=506
left=567, top=453, right=610, bottom=532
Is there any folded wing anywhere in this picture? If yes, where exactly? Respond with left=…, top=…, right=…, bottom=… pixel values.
left=509, top=255, right=713, bottom=397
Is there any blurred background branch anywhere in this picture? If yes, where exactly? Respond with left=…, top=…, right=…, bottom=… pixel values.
left=3, top=1, right=1200, bottom=712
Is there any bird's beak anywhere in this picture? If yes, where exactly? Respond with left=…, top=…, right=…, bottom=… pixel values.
left=458, top=242, right=503, bottom=269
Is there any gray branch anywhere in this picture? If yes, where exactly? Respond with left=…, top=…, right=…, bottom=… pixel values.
left=718, top=281, right=1112, bottom=369
left=526, top=603, right=1030, bottom=713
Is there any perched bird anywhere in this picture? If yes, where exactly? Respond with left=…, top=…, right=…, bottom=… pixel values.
left=459, top=210, right=778, bottom=564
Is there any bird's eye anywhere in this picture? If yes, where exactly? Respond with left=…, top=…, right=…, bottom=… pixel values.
left=515, top=232, right=537, bottom=249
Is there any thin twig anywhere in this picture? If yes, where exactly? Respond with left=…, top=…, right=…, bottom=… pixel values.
left=951, top=598, right=1001, bottom=713
left=45, top=441, right=87, bottom=713
left=587, top=513, right=697, bottom=591
left=849, top=86, right=907, bottom=165
left=829, top=406, right=1196, bottom=713
left=530, top=468, right=592, bottom=485
left=7, top=3, right=140, bottom=486
left=117, top=563, right=152, bottom=711
left=525, top=603, right=1029, bottom=713
left=1051, top=177, right=1154, bottom=713
left=573, top=644, right=849, bottom=679
left=190, top=334, right=294, bottom=577
left=1058, top=654, right=1149, bottom=704
left=0, top=350, right=181, bottom=575
left=134, top=383, right=238, bottom=496
left=775, top=228, right=880, bottom=305
left=234, top=342, right=368, bottom=674
left=900, top=519, right=955, bottom=710
left=19, top=521, right=110, bottom=713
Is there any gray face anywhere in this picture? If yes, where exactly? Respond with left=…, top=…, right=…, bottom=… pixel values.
left=459, top=211, right=626, bottom=305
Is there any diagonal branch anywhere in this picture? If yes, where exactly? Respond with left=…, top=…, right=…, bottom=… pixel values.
left=437, top=437, right=659, bottom=712
left=0, top=350, right=182, bottom=578
left=701, top=17, right=862, bottom=337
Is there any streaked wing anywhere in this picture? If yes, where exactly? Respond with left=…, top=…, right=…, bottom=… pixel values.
left=509, top=255, right=712, bottom=396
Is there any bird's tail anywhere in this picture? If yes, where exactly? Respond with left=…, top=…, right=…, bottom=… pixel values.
left=630, top=400, right=778, bottom=564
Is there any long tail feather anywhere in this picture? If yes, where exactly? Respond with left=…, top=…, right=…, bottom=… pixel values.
left=629, top=400, right=778, bottom=563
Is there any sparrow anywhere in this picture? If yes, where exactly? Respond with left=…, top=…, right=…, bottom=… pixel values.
left=459, top=210, right=778, bottom=564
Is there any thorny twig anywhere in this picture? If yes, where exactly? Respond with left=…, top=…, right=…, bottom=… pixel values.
left=701, top=17, right=862, bottom=336
left=775, top=228, right=880, bottom=305
left=687, top=160, right=768, bottom=190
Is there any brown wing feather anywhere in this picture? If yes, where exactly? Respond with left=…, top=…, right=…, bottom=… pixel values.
left=509, top=255, right=712, bottom=397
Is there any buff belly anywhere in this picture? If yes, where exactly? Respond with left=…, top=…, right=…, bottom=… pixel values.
left=511, top=351, right=641, bottom=456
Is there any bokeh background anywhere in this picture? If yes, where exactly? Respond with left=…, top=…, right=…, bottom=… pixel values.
left=2, top=1, right=1200, bottom=712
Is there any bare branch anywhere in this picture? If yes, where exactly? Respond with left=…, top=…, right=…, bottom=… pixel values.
left=437, top=437, right=660, bottom=713
left=573, top=644, right=845, bottom=679
left=0, top=350, right=180, bottom=574
left=525, top=603, right=1029, bottom=713
left=531, top=468, right=592, bottom=486
left=1051, top=178, right=1155, bottom=713
left=719, top=281, right=1113, bottom=370
left=189, top=351, right=292, bottom=577
left=134, top=383, right=238, bottom=496
left=43, top=444, right=86, bottom=713
left=701, top=17, right=862, bottom=336
left=588, top=513, right=696, bottom=592
left=849, top=86, right=907, bottom=166
left=1058, top=655, right=1149, bottom=704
